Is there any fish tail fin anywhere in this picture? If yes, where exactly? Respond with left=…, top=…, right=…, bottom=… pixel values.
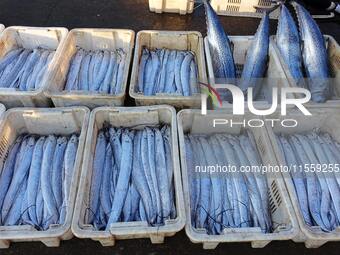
left=289, top=1, right=299, bottom=7
left=189, top=0, right=207, bottom=5
left=192, top=0, right=207, bottom=11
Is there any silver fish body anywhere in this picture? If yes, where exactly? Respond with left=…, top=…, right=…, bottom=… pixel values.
left=239, top=12, right=269, bottom=100
left=292, top=1, right=330, bottom=102
left=203, top=0, right=236, bottom=80
left=276, top=4, right=304, bottom=86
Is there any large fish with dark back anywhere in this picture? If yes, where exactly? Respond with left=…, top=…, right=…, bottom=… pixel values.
left=203, top=0, right=236, bottom=88
left=276, top=4, right=304, bottom=87
left=292, top=1, right=330, bottom=103
left=238, top=12, right=269, bottom=100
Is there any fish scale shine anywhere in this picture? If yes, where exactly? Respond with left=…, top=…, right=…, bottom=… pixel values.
left=203, top=0, right=236, bottom=80
left=276, top=4, right=304, bottom=86
left=292, top=1, right=330, bottom=102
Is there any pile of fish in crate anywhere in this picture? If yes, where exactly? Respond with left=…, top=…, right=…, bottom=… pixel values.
left=0, top=0, right=339, bottom=250
left=129, top=30, right=206, bottom=108
left=72, top=106, right=185, bottom=246
left=178, top=109, right=298, bottom=249
left=44, top=29, right=135, bottom=109
left=198, top=0, right=340, bottom=248
left=0, top=26, right=68, bottom=108
left=0, top=107, right=88, bottom=248
left=266, top=107, right=340, bottom=248
left=0, top=134, right=78, bottom=229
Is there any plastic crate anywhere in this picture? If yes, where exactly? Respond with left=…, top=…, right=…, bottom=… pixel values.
left=0, top=24, right=4, bottom=35
left=265, top=106, right=340, bottom=248
left=148, top=0, right=194, bottom=15
left=177, top=109, right=299, bottom=249
left=72, top=105, right=185, bottom=246
left=211, top=0, right=279, bottom=18
left=44, top=28, right=135, bottom=109
left=271, top=35, right=340, bottom=105
left=0, top=26, right=68, bottom=108
left=0, top=104, right=5, bottom=119
left=129, top=30, right=207, bottom=109
left=0, top=107, right=90, bottom=248
left=210, top=0, right=334, bottom=19
left=204, top=36, right=292, bottom=108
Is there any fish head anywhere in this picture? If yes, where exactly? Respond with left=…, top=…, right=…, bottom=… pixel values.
left=145, top=127, right=154, bottom=137
left=70, top=134, right=78, bottom=143
left=14, top=135, right=24, bottom=144
left=27, top=136, right=36, bottom=146
left=37, top=136, right=46, bottom=144
left=57, top=136, right=68, bottom=145
left=98, top=131, right=106, bottom=140
left=321, top=133, right=333, bottom=144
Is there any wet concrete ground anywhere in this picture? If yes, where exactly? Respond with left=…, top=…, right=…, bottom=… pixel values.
left=0, top=0, right=340, bottom=254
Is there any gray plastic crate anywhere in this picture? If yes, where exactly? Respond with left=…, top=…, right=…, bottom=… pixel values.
left=210, top=0, right=334, bottom=19
left=129, top=30, right=207, bottom=109
left=148, top=0, right=194, bottom=15
left=44, top=28, right=135, bottom=109
left=265, top=106, right=340, bottom=248
left=72, top=105, right=185, bottom=246
left=177, top=109, right=299, bottom=249
left=0, top=26, right=68, bottom=108
left=0, top=107, right=90, bottom=248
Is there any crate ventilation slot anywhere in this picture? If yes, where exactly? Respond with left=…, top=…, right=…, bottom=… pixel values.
left=236, top=64, right=243, bottom=78
left=332, top=55, right=340, bottom=70
left=225, top=5, right=240, bottom=12
left=0, top=136, right=10, bottom=162
left=269, top=181, right=282, bottom=214
left=257, top=137, right=266, bottom=156
left=258, top=0, right=272, bottom=7
left=228, top=0, right=241, bottom=4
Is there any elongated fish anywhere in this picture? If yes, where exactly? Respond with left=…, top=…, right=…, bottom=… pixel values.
left=0, top=136, right=23, bottom=217
left=88, top=131, right=106, bottom=224
left=106, top=130, right=134, bottom=229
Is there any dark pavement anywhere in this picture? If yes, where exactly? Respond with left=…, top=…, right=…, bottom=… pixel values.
left=0, top=0, right=339, bottom=40
left=0, top=0, right=340, bottom=254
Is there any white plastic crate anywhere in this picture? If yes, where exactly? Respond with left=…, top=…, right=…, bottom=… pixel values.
left=0, top=103, right=5, bottom=119
left=271, top=35, right=340, bottom=105
left=0, top=26, right=68, bottom=108
left=210, top=0, right=279, bottom=18
left=0, top=107, right=90, bottom=248
left=177, top=109, right=299, bottom=249
left=264, top=106, right=340, bottom=248
left=149, top=0, right=194, bottom=15
left=204, top=36, right=292, bottom=108
left=210, top=0, right=334, bottom=19
left=129, top=30, right=207, bottom=109
left=0, top=24, right=4, bottom=35
left=44, top=28, right=135, bottom=109
left=72, top=105, right=185, bottom=246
